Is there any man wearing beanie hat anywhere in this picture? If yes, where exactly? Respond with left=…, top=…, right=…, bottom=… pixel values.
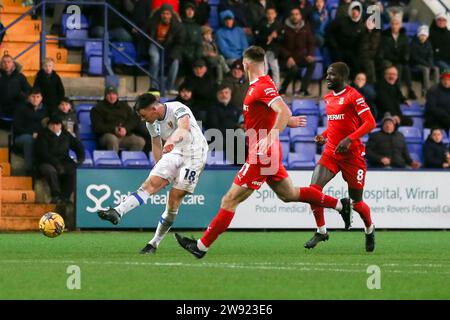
left=35, top=114, right=85, bottom=206
left=429, top=13, right=450, bottom=71
left=91, top=85, right=145, bottom=152
left=410, top=25, right=440, bottom=93
left=425, top=70, right=450, bottom=131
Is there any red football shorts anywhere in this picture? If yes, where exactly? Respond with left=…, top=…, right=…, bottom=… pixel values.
left=233, top=160, right=289, bottom=190
left=319, top=152, right=367, bottom=189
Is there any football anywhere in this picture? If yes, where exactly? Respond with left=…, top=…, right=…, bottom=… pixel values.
left=39, top=212, right=65, bottom=238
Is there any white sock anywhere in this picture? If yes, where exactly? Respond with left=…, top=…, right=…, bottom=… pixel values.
left=365, top=224, right=375, bottom=235
left=149, top=209, right=178, bottom=248
left=197, top=239, right=208, bottom=252
left=335, top=200, right=343, bottom=211
left=115, top=188, right=150, bottom=216
left=317, top=226, right=327, bottom=234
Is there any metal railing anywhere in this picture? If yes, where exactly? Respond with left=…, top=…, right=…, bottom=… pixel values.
left=0, top=1, right=165, bottom=95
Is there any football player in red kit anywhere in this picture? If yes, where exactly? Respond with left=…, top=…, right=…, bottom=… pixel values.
left=304, top=62, right=377, bottom=252
left=175, top=46, right=352, bottom=259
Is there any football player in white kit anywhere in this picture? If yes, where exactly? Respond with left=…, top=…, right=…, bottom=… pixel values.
left=97, top=93, right=208, bottom=254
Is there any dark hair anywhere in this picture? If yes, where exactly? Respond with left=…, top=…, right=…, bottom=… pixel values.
left=218, top=84, right=232, bottom=92
left=265, top=6, right=277, bottom=13
left=179, top=83, right=193, bottom=92
left=134, top=93, right=158, bottom=112
left=243, top=46, right=266, bottom=62
left=430, top=127, right=442, bottom=135
left=329, top=62, right=350, bottom=80
left=30, top=86, right=42, bottom=95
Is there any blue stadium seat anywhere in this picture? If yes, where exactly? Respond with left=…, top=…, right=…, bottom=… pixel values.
left=411, top=117, right=424, bottom=130
left=78, top=123, right=95, bottom=139
left=318, top=100, right=326, bottom=116
left=321, top=114, right=327, bottom=126
left=75, top=104, right=94, bottom=113
left=281, top=140, right=290, bottom=161
left=288, top=152, right=315, bottom=168
left=291, top=99, right=318, bottom=115
left=403, top=22, right=420, bottom=38
left=65, top=29, right=89, bottom=48
left=84, top=41, right=110, bottom=75
left=81, top=139, right=97, bottom=153
left=292, top=141, right=316, bottom=156
left=398, top=126, right=422, bottom=143
left=407, top=143, right=423, bottom=159
left=69, top=149, right=93, bottom=167
left=280, top=127, right=290, bottom=138
left=290, top=127, right=316, bottom=142
left=111, top=42, right=138, bottom=66
left=78, top=110, right=91, bottom=125
left=208, top=5, right=220, bottom=29
left=93, top=150, right=122, bottom=167
left=317, top=126, right=326, bottom=135
left=409, top=152, right=422, bottom=163
left=121, top=151, right=150, bottom=167
left=305, top=115, right=319, bottom=130
left=401, top=102, right=424, bottom=116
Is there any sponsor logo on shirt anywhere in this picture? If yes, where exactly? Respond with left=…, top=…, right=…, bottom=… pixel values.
left=327, top=114, right=345, bottom=120
left=174, top=107, right=186, bottom=117
left=264, top=87, right=277, bottom=96
left=339, top=97, right=345, bottom=105
left=251, top=180, right=263, bottom=187
left=243, top=104, right=249, bottom=111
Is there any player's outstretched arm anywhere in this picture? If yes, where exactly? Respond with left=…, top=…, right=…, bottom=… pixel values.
left=287, top=115, right=307, bottom=128
left=163, top=114, right=191, bottom=153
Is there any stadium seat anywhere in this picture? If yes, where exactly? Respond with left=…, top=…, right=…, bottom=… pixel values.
left=207, top=150, right=226, bottom=166
left=409, top=152, right=422, bottom=163
left=305, top=115, right=319, bottom=130
left=401, top=102, right=424, bottom=116
left=412, top=117, right=424, bottom=130
left=78, top=123, right=95, bottom=139
left=111, top=42, right=137, bottom=66
left=290, top=127, right=315, bottom=142
left=78, top=110, right=91, bottom=125
left=291, top=99, right=318, bottom=115
left=288, top=152, right=315, bottom=169
left=75, top=103, right=94, bottom=113
left=208, top=5, right=220, bottom=29
left=398, top=126, right=422, bottom=143
left=281, top=140, right=290, bottom=161
left=69, top=149, right=93, bottom=167
left=292, top=141, right=316, bottom=156
left=317, top=126, right=326, bottom=135
left=318, top=100, right=326, bottom=116
left=121, top=151, right=150, bottom=167
left=407, top=143, right=423, bottom=160
left=66, top=29, right=89, bottom=48
left=81, top=139, right=97, bottom=153
left=148, top=152, right=155, bottom=166
left=280, top=127, right=290, bottom=138
left=403, top=22, right=420, bottom=38
left=93, top=150, right=122, bottom=167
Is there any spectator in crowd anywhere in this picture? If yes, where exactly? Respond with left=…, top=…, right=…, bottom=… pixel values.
left=182, top=59, right=217, bottom=124
left=42, top=97, right=79, bottom=138
left=146, top=4, right=185, bottom=94
left=423, top=128, right=450, bottom=169
left=385, top=0, right=417, bottom=22
left=325, top=1, right=364, bottom=78
left=12, top=87, right=47, bottom=175
left=175, top=83, right=194, bottom=109
left=219, top=0, right=251, bottom=33
left=0, top=55, right=31, bottom=118
left=311, top=0, right=330, bottom=49
left=201, top=25, right=230, bottom=84
left=359, top=22, right=381, bottom=83
left=375, top=65, right=413, bottom=126
left=366, top=114, right=421, bottom=169
left=352, top=72, right=377, bottom=118
left=425, top=70, right=450, bottom=131
left=91, top=86, right=145, bottom=151
left=89, top=0, right=133, bottom=41
left=279, top=0, right=313, bottom=23
left=181, top=3, right=203, bottom=71
left=247, top=0, right=275, bottom=29
left=216, top=10, right=249, bottom=64
left=208, top=84, right=241, bottom=133
left=208, top=84, right=243, bottom=163
left=35, top=115, right=85, bottom=204
left=278, top=7, right=315, bottom=96
left=152, top=0, right=180, bottom=13
left=429, top=13, right=450, bottom=72
left=253, top=6, right=282, bottom=88
left=378, top=14, right=416, bottom=99
left=180, top=0, right=211, bottom=26
left=33, top=58, right=65, bottom=114
left=222, top=59, right=248, bottom=111
left=410, top=25, right=440, bottom=95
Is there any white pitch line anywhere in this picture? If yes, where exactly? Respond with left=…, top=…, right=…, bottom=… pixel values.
left=1, top=259, right=450, bottom=275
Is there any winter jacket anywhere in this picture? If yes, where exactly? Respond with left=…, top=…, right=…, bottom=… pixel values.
left=35, top=127, right=85, bottom=166
left=146, top=5, right=186, bottom=61
left=222, top=74, right=249, bottom=111
left=359, top=28, right=381, bottom=62
left=181, top=16, right=203, bottom=63
left=180, top=0, right=211, bottom=26
left=429, top=21, right=450, bottom=63
left=0, top=65, right=32, bottom=117
left=253, top=17, right=282, bottom=56
left=279, top=18, right=315, bottom=64
left=366, top=130, right=413, bottom=168
left=423, top=136, right=449, bottom=168
left=216, top=10, right=248, bottom=60
left=425, top=83, right=450, bottom=131
left=375, top=79, right=407, bottom=119
left=378, top=28, right=410, bottom=65
left=311, top=6, right=330, bottom=37
left=13, top=102, right=48, bottom=136
left=34, top=69, right=65, bottom=112
left=182, top=72, right=217, bottom=111
left=410, top=37, right=434, bottom=68
left=208, top=100, right=241, bottom=132
left=90, top=99, right=140, bottom=136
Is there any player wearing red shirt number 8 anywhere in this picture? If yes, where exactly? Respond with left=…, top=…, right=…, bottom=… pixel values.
left=175, top=46, right=353, bottom=259
left=304, top=62, right=377, bottom=252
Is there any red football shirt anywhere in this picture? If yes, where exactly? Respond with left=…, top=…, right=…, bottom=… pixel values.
left=323, top=86, right=373, bottom=157
left=242, top=75, right=282, bottom=156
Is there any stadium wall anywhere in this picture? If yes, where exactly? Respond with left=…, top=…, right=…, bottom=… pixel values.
left=76, top=169, right=450, bottom=229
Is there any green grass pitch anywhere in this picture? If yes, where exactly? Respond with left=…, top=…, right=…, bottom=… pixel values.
left=1, top=230, right=449, bottom=299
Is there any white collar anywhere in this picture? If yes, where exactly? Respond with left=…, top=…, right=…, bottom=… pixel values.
left=333, top=87, right=347, bottom=96
left=249, top=78, right=259, bottom=85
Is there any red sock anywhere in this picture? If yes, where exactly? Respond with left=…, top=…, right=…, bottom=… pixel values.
left=353, top=201, right=372, bottom=228
left=299, top=186, right=338, bottom=209
left=310, top=184, right=325, bottom=227
left=200, top=208, right=235, bottom=248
